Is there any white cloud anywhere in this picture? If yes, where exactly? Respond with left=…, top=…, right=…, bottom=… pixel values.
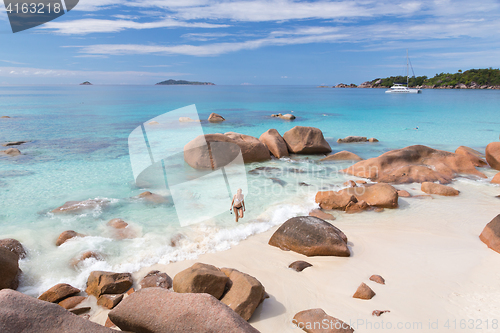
left=39, top=18, right=229, bottom=35
left=0, top=66, right=188, bottom=78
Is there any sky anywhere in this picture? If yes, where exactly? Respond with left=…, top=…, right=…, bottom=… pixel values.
left=0, top=0, right=499, bottom=85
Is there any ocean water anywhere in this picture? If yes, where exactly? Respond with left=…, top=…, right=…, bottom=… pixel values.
left=0, top=85, right=499, bottom=295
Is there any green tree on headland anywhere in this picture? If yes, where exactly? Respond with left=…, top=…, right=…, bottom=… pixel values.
left=370, top=68, right=500, bottom=88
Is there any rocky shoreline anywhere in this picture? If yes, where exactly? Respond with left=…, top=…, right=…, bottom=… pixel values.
left=2, top=123, right=500, bottom=332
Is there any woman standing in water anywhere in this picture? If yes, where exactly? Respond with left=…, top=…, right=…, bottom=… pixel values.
left=230, top=188, right=245, bottom=222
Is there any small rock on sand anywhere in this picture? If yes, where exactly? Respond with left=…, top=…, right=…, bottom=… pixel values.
left=293, top=308, right=354, bottom=333
left=140, top=270, right=172, bottom=289
left=479, top=214, right=500, bottom=254
left=289, top=261, right=313, bottom=272
left=309, top=209, right=335, bottom=220
left=38, top=283, right=80, bottom=303
left=397, top=190, right=411, bottom=197
left=372, top=310, right=390, bottom=316
left=369, top=274, right=385, bottom=284
left=353, top=282, right=376, bottom=300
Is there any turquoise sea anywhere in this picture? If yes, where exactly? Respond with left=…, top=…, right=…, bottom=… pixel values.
left=1, top=85, right=499, bottom=295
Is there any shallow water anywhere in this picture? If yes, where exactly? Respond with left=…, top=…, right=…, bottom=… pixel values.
left=0, top=85, right=499, bottom=295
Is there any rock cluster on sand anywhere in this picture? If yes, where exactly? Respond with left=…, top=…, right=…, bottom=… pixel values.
left=480, top=214, right=500, bottom=254
left=293, top=308, right=354, bottom=333
left=315, top=183, right=399, bottom=213
left=486, top=142, right=500, bottom=170
left=268, top=216, right=350, bottom=257
left=0, top=289, right=115, bottom=332
left=108, top=288, right=260, bottom=333
left=344, top=145, right=486, bottom=184
left=208, top=112, right=225, bottom=122
left=321, top=150, right=363, bottom=161
left=421, top=182, right=460, bottom=196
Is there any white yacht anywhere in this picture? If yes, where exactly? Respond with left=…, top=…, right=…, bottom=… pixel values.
left=386, top=50, right=422, bottom=94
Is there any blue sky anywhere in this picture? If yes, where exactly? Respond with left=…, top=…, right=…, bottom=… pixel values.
left=0, top=0, right=499, bottom=85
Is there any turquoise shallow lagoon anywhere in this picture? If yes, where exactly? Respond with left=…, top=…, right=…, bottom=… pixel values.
left=0, top=85, right=499, bottom=295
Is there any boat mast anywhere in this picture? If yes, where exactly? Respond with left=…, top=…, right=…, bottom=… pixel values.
left=406, top=49, right=409, bottom=87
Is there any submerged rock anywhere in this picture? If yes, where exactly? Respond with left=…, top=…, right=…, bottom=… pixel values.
left=208, top=113, right=225, bottom=122
left=0, top=289, right=114, bottom=332
left=51, top=199, right=109, bottom=214
left=259, top=129, right=289, bottom=158
left=55, top=230, right=85, bottom=246
left=268, top=216, right=350, bottom=257
left=108, top=288, right=259, bottom=333
left=320, top=151, right=363, bottom=161
left=2, top=141, right=27, bottom=147
left=344, top=145, right=485, bottom=184
left=137, top=191, right=167, bottom=204
left=293, top=308, right=354, bottom=333
left=337, top=136, right=368, bottom=143
left=70, top=251, right=103, bottom=267
left=0, top=148, right=21, bottom=156
left=283, top=126, right=332, bottom=154
left=173, top=263, right=229, bottom=299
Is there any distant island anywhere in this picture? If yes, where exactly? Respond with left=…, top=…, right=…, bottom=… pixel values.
left=324, top=68, right=500, bottom=89
left=155, top=79, right=215, bottom=86
left=80, top=81, right=92, bottom=85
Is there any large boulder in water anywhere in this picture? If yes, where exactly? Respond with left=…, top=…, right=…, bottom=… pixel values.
left=321, top=151, right=363, bottom=161
left=0, top=289, right=115, bottom=333
left=108, top=287, right=260, bottom=333
left=268, top=216, right=349, bottom=257
left=173, top=263, right=229, bottom=299
left=343, top=145, right=486, bottom=184
left=480, top=214, right=500, bottom=254
left=259, top=129, right=289, bottom=158
left=315, top=183, right=398, bottom=210
left=225, top=132, right=271, bottom=163
left=293, top=308, right=354, bottom=333
left=282, top=126, right=332, bottom=154
left=184, top=133, right=270, bottom=169
left=486, top=142, right=500, bottom=170
left=455, top=146, right=487, bottom=167
left=0, top=247, right=20, bottom=290
left=220, top=268, right=266, bottom=321
left=0, top=238, right=26, bottom=260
